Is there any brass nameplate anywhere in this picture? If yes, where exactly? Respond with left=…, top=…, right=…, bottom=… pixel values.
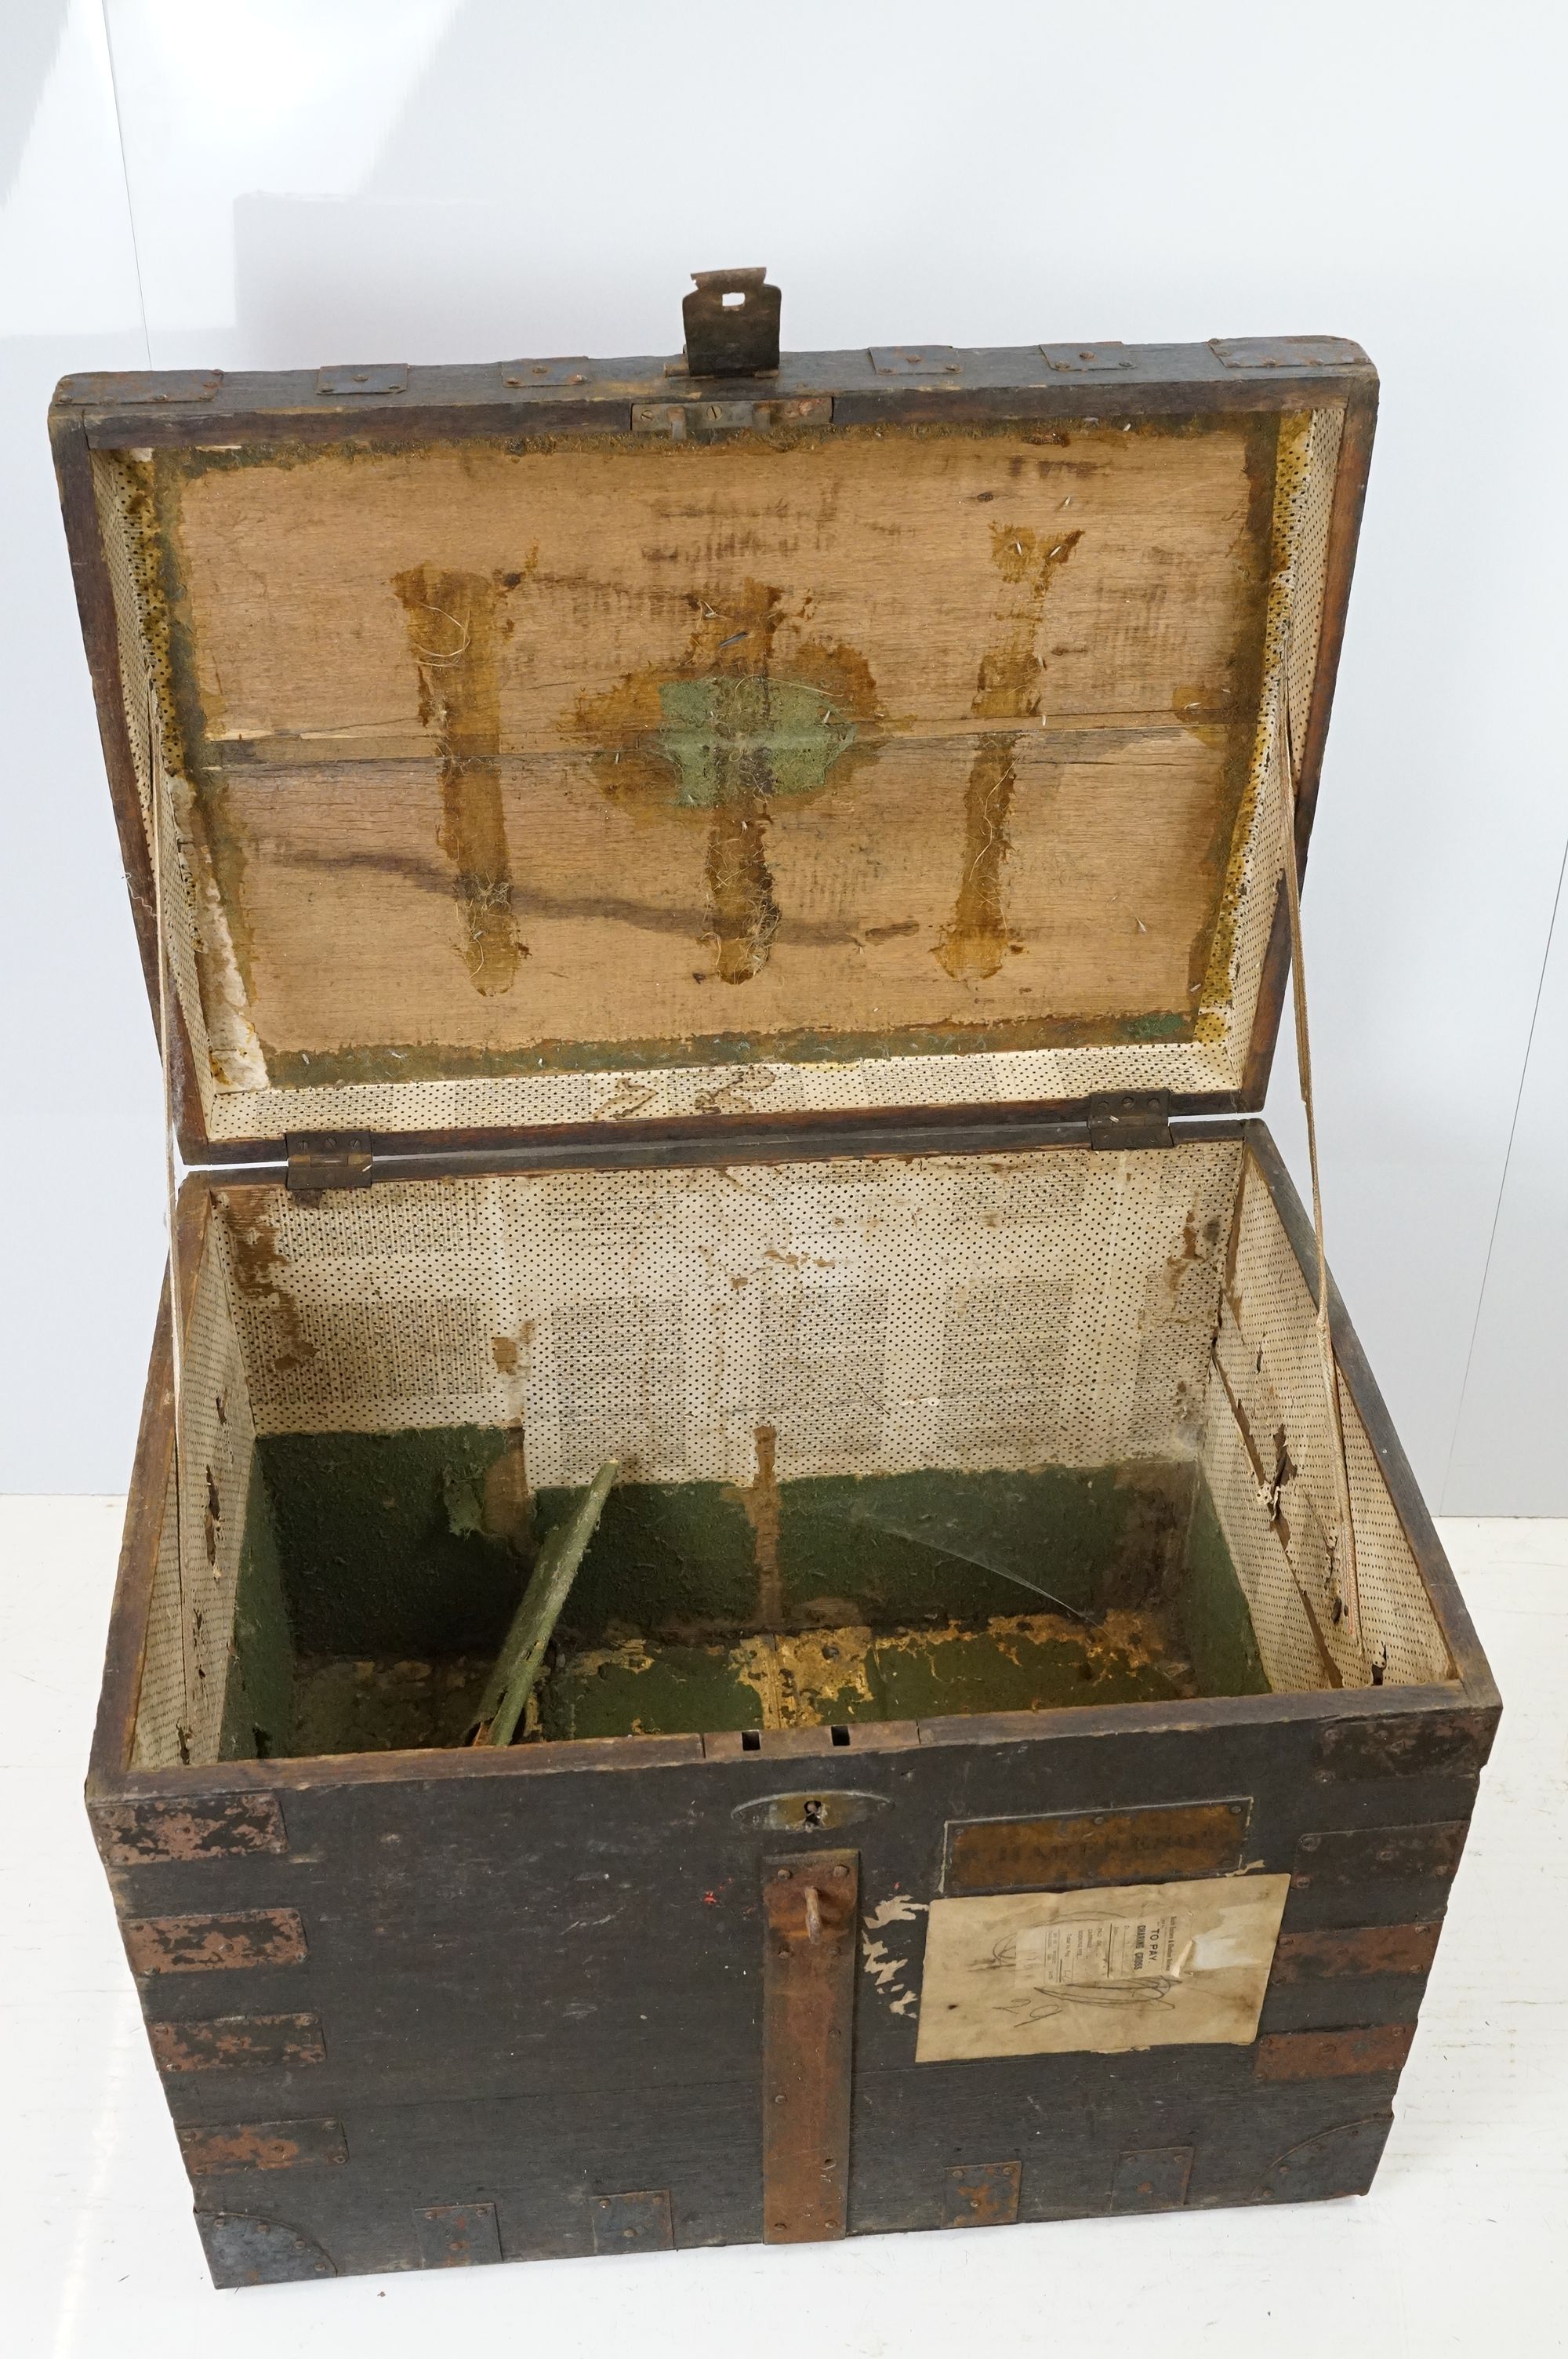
left=944, top=1799, right=1250, bottom=1895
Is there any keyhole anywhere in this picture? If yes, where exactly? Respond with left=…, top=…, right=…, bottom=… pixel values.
left=801, top=1797, right=825, bottom=1826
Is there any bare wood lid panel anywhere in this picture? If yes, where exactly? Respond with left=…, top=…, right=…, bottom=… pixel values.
left=72, top=354, right=1361, bottom=1145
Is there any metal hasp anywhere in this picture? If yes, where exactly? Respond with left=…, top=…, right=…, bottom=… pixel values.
left=761, top=1851, right=858, bottom=2243
left=683, top=267, right=781, bottom=378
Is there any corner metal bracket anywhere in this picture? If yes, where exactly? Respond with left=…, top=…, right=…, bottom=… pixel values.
left=1085, top=1090, right=1174, bottom=1150
left=868, top=344, right=961, bottom=378
left=56, top=369, right=221, bottom=406
left=502, top=356, right=590, bottom=388
left=1040, top=341, right=1130, bottom=375
left=315, top=362, right=408, bottom=395
left=682, top=267, right=781, bottom=378
left=1210, top=336, right=1371, bottom=373
left=761, top=1851, right=858, bottom=2243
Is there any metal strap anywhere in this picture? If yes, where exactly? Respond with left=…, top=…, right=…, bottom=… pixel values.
left=1277, top=633, right=1366, bottom=1667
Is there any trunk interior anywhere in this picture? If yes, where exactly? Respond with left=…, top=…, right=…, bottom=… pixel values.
left=136, top=1134, right=1457, bottom=1769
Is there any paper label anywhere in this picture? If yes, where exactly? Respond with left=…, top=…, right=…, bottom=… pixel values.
left=914, top=1873, right=1290, bottom=2062
left=1015, top=1910, right=1184, bottom=1990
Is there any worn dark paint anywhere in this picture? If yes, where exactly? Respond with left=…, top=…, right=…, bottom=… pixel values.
left=1312, top=1710, right=1494, bottom=1783
left=124, top=1908, right=307, bottom=1976
left=1292, top=1823, right=1468, bottom=1890
left=94, top=1790, right=286, bottom=1864
left=1254, top=2025, right=1415, bottom=2082
left=943, top=1797, right=1249, bottom=1896
left=180, top=2117, right=347, bottom=2172
left=150, top=2013, right=325, bottom=2073
left=88, top=1683, right=1490, bottom=2284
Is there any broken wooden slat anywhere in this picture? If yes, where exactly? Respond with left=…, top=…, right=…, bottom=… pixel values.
left=472, top=1459, right=619, bottom=1747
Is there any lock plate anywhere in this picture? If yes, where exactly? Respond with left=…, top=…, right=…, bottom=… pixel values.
left=732, top=1789, right=891, bottom=1833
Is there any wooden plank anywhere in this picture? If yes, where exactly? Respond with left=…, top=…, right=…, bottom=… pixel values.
left=761, top=1851, right=858, bottom=2243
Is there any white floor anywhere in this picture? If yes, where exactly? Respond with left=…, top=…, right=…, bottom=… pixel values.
left=3, top=1499, right=1563, bottom=2359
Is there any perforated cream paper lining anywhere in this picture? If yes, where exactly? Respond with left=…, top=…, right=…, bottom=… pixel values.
left=132, top=1215, right=256, bottom=1769
left=131, top=1138, right=1455, bottom=1768
left=92, top=407, right=1342, bottom=1140
left=1199, top=1153, right=1451, bottom=1690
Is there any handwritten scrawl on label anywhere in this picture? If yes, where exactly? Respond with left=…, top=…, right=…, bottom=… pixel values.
left=861, top=1893, right=928, bottom=2019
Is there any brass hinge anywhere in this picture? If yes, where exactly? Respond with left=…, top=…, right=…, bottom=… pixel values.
left=1085, top=1091, right=1174, bottom=1150
left=285, top=1132, right=376, bottom=1194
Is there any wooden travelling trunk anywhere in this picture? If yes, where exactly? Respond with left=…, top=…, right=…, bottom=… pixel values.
left=54, top=273, right=1499, bottom=2288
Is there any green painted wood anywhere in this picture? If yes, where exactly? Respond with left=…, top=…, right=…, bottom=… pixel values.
left=217, top=1456, right=295, bottom=1761
left=474, top=1462, right=620, bottom=1747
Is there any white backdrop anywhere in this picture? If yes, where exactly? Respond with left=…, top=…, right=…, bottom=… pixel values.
left=2, top=0, right=1563, bottom=1507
